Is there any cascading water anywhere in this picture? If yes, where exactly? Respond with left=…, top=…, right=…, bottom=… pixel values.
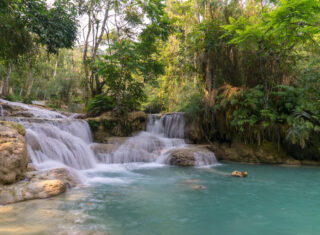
left=0, top=99, right=217, bottom=177
left=96, top=113, right=218, bottom=166
left=25, top=120, right=96, bottom=169
left=0, top=99, right=96, bottom=170
left=147, top=113, right=185, bottom=138
left=0, top=104, right=3, bottom=117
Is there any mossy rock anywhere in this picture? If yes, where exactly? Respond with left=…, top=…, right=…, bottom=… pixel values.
left=0, top=121, right=26, bottom=136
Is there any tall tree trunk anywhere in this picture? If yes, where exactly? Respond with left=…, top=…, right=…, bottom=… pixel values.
left=83, top=8, right=93, bottom=104
left=24, top=59, right=32, bottom=96
left=0, top=78, right=3, bottom=96
left=53, top=60, right=58, bottom=78
left=2, top=64, right=11, bottom=97
left=90, top=2, right=110, bottom=96
left=26, top=77, right=35, bottom=96
left=19, top=87, right=23, bottom=96
left=116, top=64, right=124, bottom=109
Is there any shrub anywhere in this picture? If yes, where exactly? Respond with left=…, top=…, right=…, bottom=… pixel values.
left=86, top=94, right=116, bottom=117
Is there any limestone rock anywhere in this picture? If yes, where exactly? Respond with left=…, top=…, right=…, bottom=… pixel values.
left=86, top=111, right=146, bottom=142
left=0, top=168, right=79, bottom=205
left=191, top=185, right=206, bottom=190
left=27, top=163, right=36, bottom=172
left=231, top=171, right=248, bottom=177
left=167, top=146, right=217, bottom=166
left=168, top=148, right=196, bottom=166
left=208, top=141, right=304, bottom=165
left=0, top=122, right=28, bottom=184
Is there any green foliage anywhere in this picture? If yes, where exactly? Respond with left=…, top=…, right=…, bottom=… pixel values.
left=180, top=93, right=204, bottom=120
left=86, top=94, right=116, bottom=117
left=214, top=69, right=320, bottom=148
left=103, top=120, right=117, bottom=131
left=0, top=0, right=78, bottom=59
left=87, top=120, right=100, bottom=132
left=22, top=96, right=33, bottom=104
left=25, top=0, right=78, bottom=54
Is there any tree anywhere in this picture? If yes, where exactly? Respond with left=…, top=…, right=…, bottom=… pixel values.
left=0, top=0, right=78, bottom=97
left=90, top=0, right=172, bottom=112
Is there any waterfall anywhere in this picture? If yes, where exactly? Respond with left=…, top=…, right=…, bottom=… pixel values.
left=0, top=99, right=217, bottom=170
left=147, top=113, right=185, bottom=138
left=0, top=99, right=96, bottom=170
left=24, top=120, right=96, bottom=170
left=96, top=131, right=185, bottom=164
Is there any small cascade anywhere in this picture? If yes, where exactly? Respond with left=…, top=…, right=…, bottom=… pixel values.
left=0, top=104, right=3, bottom=116
left=194, top=151, right=218, bottom=166
left=0, top=99, right=96, bottom=170
left=0, top=99, right=66, bottom=118
left=95, top=132, right=185, bottom=164
left=95, top=113, right=186, bottom=164
left=24, top=120, right=96, bottom=169
left=147, top=113, right=185, bottom=138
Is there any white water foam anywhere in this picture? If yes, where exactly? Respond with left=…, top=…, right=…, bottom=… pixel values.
left=0, top=100, right=218, bottom=185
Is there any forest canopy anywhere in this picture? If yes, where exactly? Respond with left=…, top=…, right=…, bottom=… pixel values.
left=0, top=0, right=320, bottom=156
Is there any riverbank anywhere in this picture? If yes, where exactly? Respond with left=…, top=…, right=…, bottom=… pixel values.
left=207, top=141, right=320, bottom=166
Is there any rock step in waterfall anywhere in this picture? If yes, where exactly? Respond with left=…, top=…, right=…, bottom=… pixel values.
left=0, top=99, right=218, bottom=171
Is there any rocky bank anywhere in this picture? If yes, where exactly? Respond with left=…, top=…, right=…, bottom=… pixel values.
left=0, top=121, right=78, bottom=205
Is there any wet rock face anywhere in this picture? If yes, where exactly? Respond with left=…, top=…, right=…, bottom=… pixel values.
left=86, top=111, right=146, bottom=142
left=0, top=121, right=28, bottom=184
left=167, top=146, right=217, bottom=167
left=209, top=141, right=302, bottom=165
left=0, top=168, right=79, bottom=205
left=168, top=148, right=197, bottom=166
left=0, top=102, right=33, bottom=117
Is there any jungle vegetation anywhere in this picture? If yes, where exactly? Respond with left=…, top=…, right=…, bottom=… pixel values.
left=1, top=0, right=320, bottom=158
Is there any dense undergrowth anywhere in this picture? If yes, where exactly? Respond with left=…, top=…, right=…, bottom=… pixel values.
left=182, top=69, right=320, bottom=160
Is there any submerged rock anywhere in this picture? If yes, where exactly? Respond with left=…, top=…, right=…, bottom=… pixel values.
left=167, top=146, right=217, bottom=166
left=57, top=231, right=109, bottom=235
left=0, top=121, right=28, bottom=184
left=0, top=168, right=79, bottom=205
left=191, top=185, right=206, bottom=190
left=231, top=171, right=248, bottom=177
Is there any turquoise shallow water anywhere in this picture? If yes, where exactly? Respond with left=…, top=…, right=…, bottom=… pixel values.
left=1, top=163, right=320, bottom=235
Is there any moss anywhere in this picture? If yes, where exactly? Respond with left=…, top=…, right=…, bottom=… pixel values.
left=259, top=141, right=290, bottom=159
left=103, top=119, right=117, bottom=131
left=87, top=120, right=100, bottom=132
left=123, top=122, right=133, bottom=135
left=0, top=121, right=26, bottom=136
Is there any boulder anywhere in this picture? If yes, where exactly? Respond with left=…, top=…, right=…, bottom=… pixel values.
left=167, top=148, right=196, bottom=166
left=231, top=171, right=248, bottom=177
left=0, top=121, right=28, bottom=184
left=167, top=146, right=217, bottom=166
left=0, top=168, right=79, bottom=205
left=0, top=179, right=67, bottom=204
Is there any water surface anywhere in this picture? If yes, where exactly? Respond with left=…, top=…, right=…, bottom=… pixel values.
left=1, top=163, right=320, bottom=235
